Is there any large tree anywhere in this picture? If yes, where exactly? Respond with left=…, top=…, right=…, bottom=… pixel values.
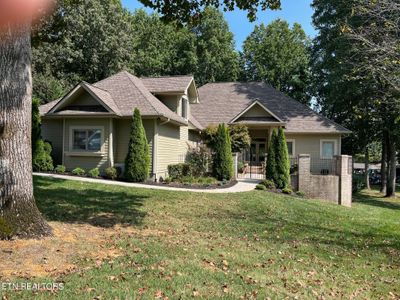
left=241, top=20, right=311, bottom=104
left=191, top=7, right=240, bottom=85
left=312, top=0, right=399, bottom=197
left=129, top=9, right=197, bottom=77
left=0, top=27, right=52, bottom=239
left=32, top=0, right=134, bottom=102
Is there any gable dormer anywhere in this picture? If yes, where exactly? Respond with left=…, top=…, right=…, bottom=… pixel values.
left=48, top=82, right=120, bottom=116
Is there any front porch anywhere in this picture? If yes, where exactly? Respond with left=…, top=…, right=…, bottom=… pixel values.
left=237, top=128, right=275, bottom=180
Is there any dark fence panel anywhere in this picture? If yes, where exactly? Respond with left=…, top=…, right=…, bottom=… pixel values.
left=310, top=157, right=337, bottom=175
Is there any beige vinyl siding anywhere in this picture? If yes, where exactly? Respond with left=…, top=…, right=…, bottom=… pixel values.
left=41, top=119, right=63, bottom=165
left=285, top=133, right=341, bottom=173
left=63, top=118, right=110, bottom=171
left=114, top=119, right=154, bottom=172
left=242, top=104, right=271, bottom=118
left=156, top=122, right=189, bottom=177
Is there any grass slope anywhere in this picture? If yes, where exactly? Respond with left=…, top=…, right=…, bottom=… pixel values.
left=3, top=177, right=400, bottom=299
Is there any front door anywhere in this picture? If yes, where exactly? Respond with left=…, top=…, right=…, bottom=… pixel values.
left=250, top=140, right=266, bottom=165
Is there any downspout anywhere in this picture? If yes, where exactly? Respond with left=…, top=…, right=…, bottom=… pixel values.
left=152, top=119, right=158, bottom=180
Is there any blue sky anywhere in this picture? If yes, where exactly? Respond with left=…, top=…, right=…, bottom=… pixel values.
left=121, top=0, right=316, bottom=50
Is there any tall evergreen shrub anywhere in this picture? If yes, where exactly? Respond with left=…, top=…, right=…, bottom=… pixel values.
left=124, top=108, right=150, bottom=182
left=212, top=124, right=233, bottom=181
left=266, top=129, right=278, bottom=183
left=275, top=127, right=290, bottom=189
left=32, top=98, right=54, bottom=171
left=32, top=98, right=42, bottom=157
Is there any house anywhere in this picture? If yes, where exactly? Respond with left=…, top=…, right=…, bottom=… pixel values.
left=40, top=70, right=350, bottom=179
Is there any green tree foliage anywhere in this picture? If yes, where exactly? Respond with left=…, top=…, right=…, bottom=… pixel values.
left=311, top=0, right=399, bottom=196
left=274, top=127, right=290, bottom=189
left=212, top=124, right=233, bottom=181
left=191, top=7, right=240, bottom=85
left=229, top=124, right=251, bottom=153
left=139, top=0, right=281, bottom=23
left=32, top=0, right=134, bottom=101
left=202, top=124, right=250, bottom=153
left=265, top=129, right=277, bottom=183
left=32, top=97, right=54, bottom=171
left=124, top=108, right=150, bottom=182
left=32, top=140, right=54, bottom=172
left=130, top=9, right=197, bottom=77
left=31, top=97, right=41, bottom=156
left=241, top=20, right=311, bottom=104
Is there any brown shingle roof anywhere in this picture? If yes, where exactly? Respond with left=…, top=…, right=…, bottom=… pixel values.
left=191, top=82, right=350, bottom=134
left=141, top=75, right=194, bottom=94
left=40, top=71, right=187, bottom=125
left=83, top=82, right=121, bottom=115
left=188, top=113, right=204, bottom=130
left=97, top=71, right=187, bottom=124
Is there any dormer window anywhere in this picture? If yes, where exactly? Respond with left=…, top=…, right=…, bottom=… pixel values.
left=182, top=98, right=188, bottom=119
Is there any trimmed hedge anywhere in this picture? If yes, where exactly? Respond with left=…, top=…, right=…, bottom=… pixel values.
left=168, top=163, right=191, bottom=180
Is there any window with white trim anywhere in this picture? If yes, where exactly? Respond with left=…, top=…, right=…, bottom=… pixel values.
left=321, top=140, right=335, bottom=159
left=72, top=129, right=102, bottom=151
left=286, top=139, right=295, bottom=156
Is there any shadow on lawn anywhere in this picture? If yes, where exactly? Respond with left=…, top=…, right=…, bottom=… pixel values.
left=34, top=177, right=147, bottom=228
left=353, top=186, right=400, bottom=210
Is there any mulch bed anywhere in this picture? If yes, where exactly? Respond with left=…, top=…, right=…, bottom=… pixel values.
left=38, top=172, right=238, bottom=190
left=140, top=180, right=238, bottom=190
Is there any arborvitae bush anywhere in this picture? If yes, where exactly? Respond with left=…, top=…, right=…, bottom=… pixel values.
left=31, top=97, right=41, bottom=157
left=275, top=127, right=291, bottom=189
left=124, top=108, right=150, bottom=182
left=265, top=129, right=278, bottom=183
left=212, top=123, right=233, bottom=181
left=32, top=140, right=54, bottom=171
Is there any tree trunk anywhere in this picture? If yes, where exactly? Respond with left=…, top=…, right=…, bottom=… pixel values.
left=380, top=132, right=387, bottom=194
left=0, top=26, right=52, bottom=239
left=385, top=136, right=396, bottom=198
left=364, top=146, right=370, bottom=190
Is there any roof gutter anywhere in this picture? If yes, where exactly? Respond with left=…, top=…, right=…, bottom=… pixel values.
left=159, top=117, right=170, bottom=126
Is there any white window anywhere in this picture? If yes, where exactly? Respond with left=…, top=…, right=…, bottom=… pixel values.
left=320, top=140, right=336, bottom=159
left=71, top=127, right=103, bottom=152
left=286, top=139, right=295, bottom=156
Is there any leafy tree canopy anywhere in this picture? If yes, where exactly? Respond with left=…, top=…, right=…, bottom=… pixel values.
left=241, top=19, right=311, bottom=104
left=138, top=0, right=281, bottom=23
left=191, top=7, right=240, bottom=85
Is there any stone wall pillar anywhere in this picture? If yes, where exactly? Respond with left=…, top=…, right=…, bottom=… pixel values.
left=336, top=155, right=352, bottom=207
left=298, top=154, right=311, bottom=194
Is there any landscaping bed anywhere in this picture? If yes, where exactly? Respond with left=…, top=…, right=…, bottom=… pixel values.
left=142, top=178, right=238, bottom=190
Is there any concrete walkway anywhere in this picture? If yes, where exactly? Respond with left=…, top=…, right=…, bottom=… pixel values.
left=33, top=173, right=259, bottom=193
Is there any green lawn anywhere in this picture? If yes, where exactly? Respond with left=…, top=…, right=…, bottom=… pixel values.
left=3, top=177, right=400, bottom=299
